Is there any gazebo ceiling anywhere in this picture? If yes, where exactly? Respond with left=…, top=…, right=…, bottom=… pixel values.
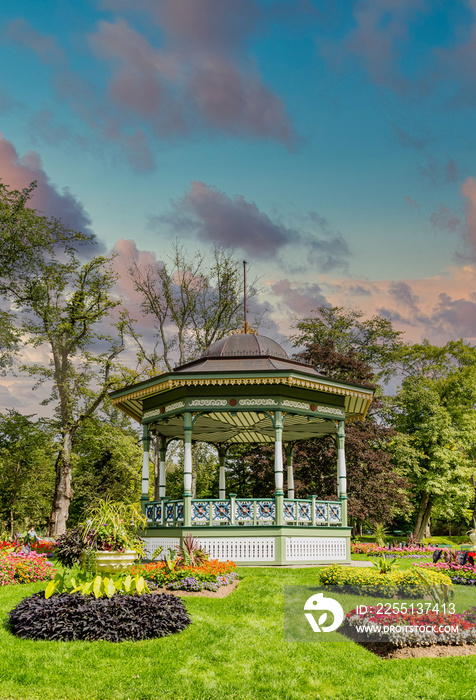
left=110, top=333, right=374, bottom=443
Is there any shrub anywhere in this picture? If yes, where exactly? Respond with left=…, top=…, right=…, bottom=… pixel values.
left=7, top=591, right=191, bottom=642
left=318, top=564, right=452, bottom=597
left=54, top=528, right=84, bottom=568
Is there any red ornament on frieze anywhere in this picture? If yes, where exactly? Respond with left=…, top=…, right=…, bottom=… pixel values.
left=310, top=404, right=316, bottom=411
left=229, top=399, right=237, bottom=407
left=160, top=407, right=165, bottom=414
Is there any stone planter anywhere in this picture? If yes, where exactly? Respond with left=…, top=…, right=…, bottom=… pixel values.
left=81, top=549, right=138, bottom=574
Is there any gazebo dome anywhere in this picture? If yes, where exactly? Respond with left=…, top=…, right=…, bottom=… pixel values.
left=202, top=333, right=289, bottom=360
left=174, top=332, right=314, bottom=374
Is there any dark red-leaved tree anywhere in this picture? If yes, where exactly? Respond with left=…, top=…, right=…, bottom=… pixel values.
left=226, top=340, right=411, bottom=531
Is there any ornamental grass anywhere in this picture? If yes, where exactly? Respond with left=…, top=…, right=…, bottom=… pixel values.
left=318, top=564, right=451, bottom=597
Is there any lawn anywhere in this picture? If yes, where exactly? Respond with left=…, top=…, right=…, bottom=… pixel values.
left=2, top=567, right=476, bottom=700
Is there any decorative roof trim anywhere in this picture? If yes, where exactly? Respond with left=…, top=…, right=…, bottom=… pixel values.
left=109, top=374, right=372, bottom=406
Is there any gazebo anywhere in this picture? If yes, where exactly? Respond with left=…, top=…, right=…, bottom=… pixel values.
left=110, top=333, right=374, bottom=565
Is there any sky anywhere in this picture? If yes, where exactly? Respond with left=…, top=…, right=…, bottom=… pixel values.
left=2, top=0, right=476, bottom=412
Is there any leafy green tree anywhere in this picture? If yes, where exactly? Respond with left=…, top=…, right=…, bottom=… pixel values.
left=393, top=345, right=476, bottom=540
left=165, top=443, right=219, bottom=500
left=67, top=416, right=142, bottom=526
left=0, top=410, right=55, bottom=537
left=126, top=242, right=258, bottom=497
left=0, top=181, right=125, bottom=535
left=292, top=305, right=404, bottom=383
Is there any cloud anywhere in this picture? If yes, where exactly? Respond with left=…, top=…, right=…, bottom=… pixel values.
left=429, top=204, right=462, bottom=234
left=322, top=0, right=430, bottom=92
left=150, top=181, right=350, bottom=271
left=8, top=5, right=296, bottom=168
left=419, top=155, right=460, bottom=185
left=393, top=125, right=460, bottom=186
left=4, top=18, right=65, bottom=64
left=270, top=279, right=328, bottom=315
left=153, top=181, right=292, bottom=258
left=404, top=195, right=420, bottom=212
left=394, top=126, right=429, bottom=152
left=88, top=15, right=295, bottom=146
left=461, top=176, right=476, bottom=255
left=0, top=133, right=98, bottom=244
left=317, top=265, right=476, bottom=344
left=388, top=281, right=419, bottom=309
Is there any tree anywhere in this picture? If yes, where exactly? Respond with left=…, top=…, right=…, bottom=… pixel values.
left=67, top=415, right=142, bottom=526
left=292, top=305, right=404, bottom=383
left=225, top=338, right=410, bottom=529
left=126, top=242, right=258, bottom=497
left=392, top=342, right=476, bottom=540
left=126, top=242, right=257, bottom=373
left=0, top=181, right=125, bottom=535
left=0, top=410, right=55, bottom=537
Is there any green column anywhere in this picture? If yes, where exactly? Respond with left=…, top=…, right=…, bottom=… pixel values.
left=274, top=410, right=284, bottom=526
left=183, top=412, right=192, bottom=527
left=337, top=420, right=347, bottom=527
left=140, top=423, right=150, bottom=510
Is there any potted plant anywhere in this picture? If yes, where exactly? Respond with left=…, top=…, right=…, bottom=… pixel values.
left=81, top=500, right=147, bottom=573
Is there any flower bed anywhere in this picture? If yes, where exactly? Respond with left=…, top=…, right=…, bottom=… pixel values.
left=0, top=539, right=54, bottom=555
left=342, top=605, right=476, bottom=648
left=0, top=552, right=54, bottom=585
left=416, top=561, right=476, bottom=586
left=318, top=564, right=451, bottom=597
left=131, top=559, right=237, bottom=591
left=351, top=542, right=436, bottom=557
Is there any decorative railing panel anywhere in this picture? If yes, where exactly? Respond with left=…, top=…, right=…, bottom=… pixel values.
left=145, top=497, right=343, bottom=527
left=212, top=500, right=231, bottom=523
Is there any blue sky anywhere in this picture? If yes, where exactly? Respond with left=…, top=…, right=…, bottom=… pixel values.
left=1, top=0, right=476, bottom=386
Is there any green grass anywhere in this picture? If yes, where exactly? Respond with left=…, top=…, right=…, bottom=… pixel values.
left=2, top=568, right=476, bottom=700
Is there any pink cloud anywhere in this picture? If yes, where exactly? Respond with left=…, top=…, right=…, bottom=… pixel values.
left=462, top=176, right=476, bottom=254
left=316, top=266, right=476, bottom=344
left=0, top=133, right=95, bottom=240
left=88, top=16, right=295, bottom=145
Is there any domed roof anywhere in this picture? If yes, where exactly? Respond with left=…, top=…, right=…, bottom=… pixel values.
left=173, top=332, right=319, bottom=374
left=201, top=333, right=289, bottom=360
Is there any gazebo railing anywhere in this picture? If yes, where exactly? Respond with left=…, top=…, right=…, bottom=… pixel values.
left=145, top=496, right=343, bottom=527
